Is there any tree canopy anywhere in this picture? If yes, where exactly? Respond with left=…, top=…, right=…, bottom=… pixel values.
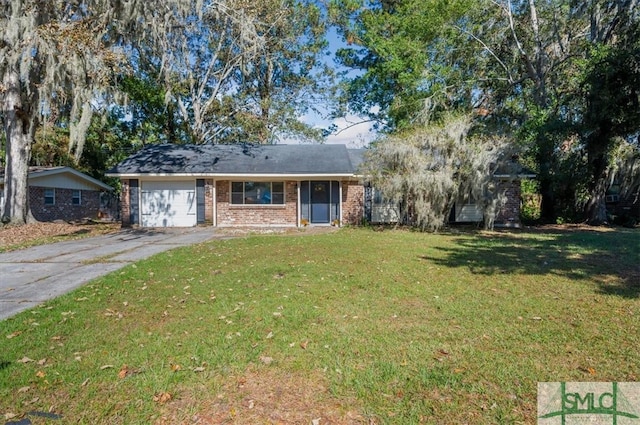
left=1, top=0, right=334, bottom=225
left=332, top=0, right=640, bottom=225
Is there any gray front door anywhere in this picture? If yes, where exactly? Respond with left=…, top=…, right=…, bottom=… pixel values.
left=310, top=181, right=330, bottom=223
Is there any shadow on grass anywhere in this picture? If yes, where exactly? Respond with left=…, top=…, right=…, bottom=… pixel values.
left=419, top=227, right=640, bottom=299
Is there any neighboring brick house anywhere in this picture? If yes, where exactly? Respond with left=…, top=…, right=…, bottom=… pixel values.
left=0, top=167, right=114, bottom=222
left=107, top=143, right=531, bottom=228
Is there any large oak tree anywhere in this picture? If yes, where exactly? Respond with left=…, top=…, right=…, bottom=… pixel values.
left=1, top=0, right=200, bottom=225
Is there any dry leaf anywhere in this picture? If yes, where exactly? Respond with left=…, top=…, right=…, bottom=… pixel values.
left=153, top=392, right=172, bottom=403
left=17, top=386, right=30, bottom=393
left=300, top=340, right=309, bottom=350
left=17, top=356, right=34, bottom=363
left=171, top=364, right=181, bottom=372
left=51, top=336, right=62, bottom=341
left=100, top=364, right=114, bottom=370
left=81, top=378, right=90, bottom=387
left=118, top=365, right=129, bottom=379
left=266, top=331, right=274, bottom=339
left=259, top=356, right=274, bottom=365
left=36, top=370, right=46, bottom=378
left=192, top=366, right=206, bottom=373
left=38, top=358, right=47, bottom=366
left=4, top=413, right=17, bottom=420
left=6, top=331, right=22, bottom=339
left=578, top=366, right=597, bottom=375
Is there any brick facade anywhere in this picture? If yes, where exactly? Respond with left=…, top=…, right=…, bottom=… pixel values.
left=29, top=186, right=102, bottom=222
left=215, top=180, right=298, bottom=227
left=494, top=180, right=521, bottom=226
left=342, top=180, right=365, bottom=225
left=121, top=179, right=132, bottom=226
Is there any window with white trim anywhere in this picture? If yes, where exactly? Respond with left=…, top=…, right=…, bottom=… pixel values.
left=44, top=188, right=55, bottom=205
left=231, top=182, right=285, bottom=205
left=72, top=190, right=82, bottom=205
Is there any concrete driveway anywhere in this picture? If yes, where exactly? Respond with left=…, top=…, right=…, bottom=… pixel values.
left=0, top=228, right=220, bottom=321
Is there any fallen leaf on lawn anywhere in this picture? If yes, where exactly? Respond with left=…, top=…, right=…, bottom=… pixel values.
left=17, top=386, right=30, bottom=393
left=153, top=392, right=172, bottom=403
left=171, top=364, right=182, bottom=372
left=579, top=366, right=597, bottom=375
left=6, top=331, right=22, bottom=339
left=300, top=340, right=309, bottom=350
left=17, top=357, right=34, bottom=363
left=259, top=356, right=274, bottom=365
left=36, top=370, right=46, bottom=378
left=531, top=316, right=543, bottom=321
left=37, top=358, right=47, bottom=366
left=4, top=413, right=17, bottom=420
left=25, top=396, right=40, bottom=405
left=118, top=365, right=129, bottom=379
left=51, top=336, right=62, bottom=341
left=312, top=419, right=321, bottom=425
left=266, top=331, right=274, bottom=339
left=192, top=366, right=206, bottom=373
left=100, top=365, right=114, bottom=370
left=81, top=378, right=90, bottom=387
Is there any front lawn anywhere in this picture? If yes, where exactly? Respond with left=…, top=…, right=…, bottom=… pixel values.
left=1, top=227, right=638, bottom=424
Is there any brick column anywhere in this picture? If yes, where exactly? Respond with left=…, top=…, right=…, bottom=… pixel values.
left=121, top=179, right=131, bottom=227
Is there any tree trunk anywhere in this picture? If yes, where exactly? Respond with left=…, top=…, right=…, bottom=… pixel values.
left=536, top=134, right=556, bottom=223
left=585, top=139, right=610, bottom=225
left=585, top=181, right=608, bottom=224
left=2, top=71, right=34, bottom=225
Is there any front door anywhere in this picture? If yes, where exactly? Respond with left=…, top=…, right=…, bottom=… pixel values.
left=310, top=181, right=330, bottom=223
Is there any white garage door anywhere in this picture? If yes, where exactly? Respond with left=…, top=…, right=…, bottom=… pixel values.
left=141, top=181, right=196, bottom=227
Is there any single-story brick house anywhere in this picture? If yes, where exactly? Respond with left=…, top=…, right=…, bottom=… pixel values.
left=106, top=143, right=532, bottom=228
left=0, top=166, right=114, bottom=222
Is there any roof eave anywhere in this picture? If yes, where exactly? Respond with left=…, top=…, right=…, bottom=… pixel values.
left=105, top=172, right=358, bottom=179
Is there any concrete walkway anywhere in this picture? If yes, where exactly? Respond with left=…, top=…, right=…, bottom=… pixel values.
left=0, top=228, right=220, bottom=321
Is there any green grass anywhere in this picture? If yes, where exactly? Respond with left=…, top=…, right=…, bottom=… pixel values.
left=1, top=227, right=638, bottom=424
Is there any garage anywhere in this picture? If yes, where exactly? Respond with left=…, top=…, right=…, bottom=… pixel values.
left=140, top=181, right=196, bottom=227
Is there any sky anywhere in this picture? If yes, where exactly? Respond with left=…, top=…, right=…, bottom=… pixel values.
left=301, top=27, right=379, bottom=148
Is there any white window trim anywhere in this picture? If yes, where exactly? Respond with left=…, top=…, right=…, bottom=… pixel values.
left=230, top=181, right=286, bottom=206
left=72, top=190, right=82, bottom=205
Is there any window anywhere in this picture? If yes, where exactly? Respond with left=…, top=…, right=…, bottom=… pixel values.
left=231, top=182, right=285, bottom=205
left=72, top=190, right=82, bottom=205
left=44, top=188, right=55, bottom=205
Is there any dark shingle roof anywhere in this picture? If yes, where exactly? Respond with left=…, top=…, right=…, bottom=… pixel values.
left=346, top=149, right=366, bottom=173
left=107, top=144, right=362, bottom=176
